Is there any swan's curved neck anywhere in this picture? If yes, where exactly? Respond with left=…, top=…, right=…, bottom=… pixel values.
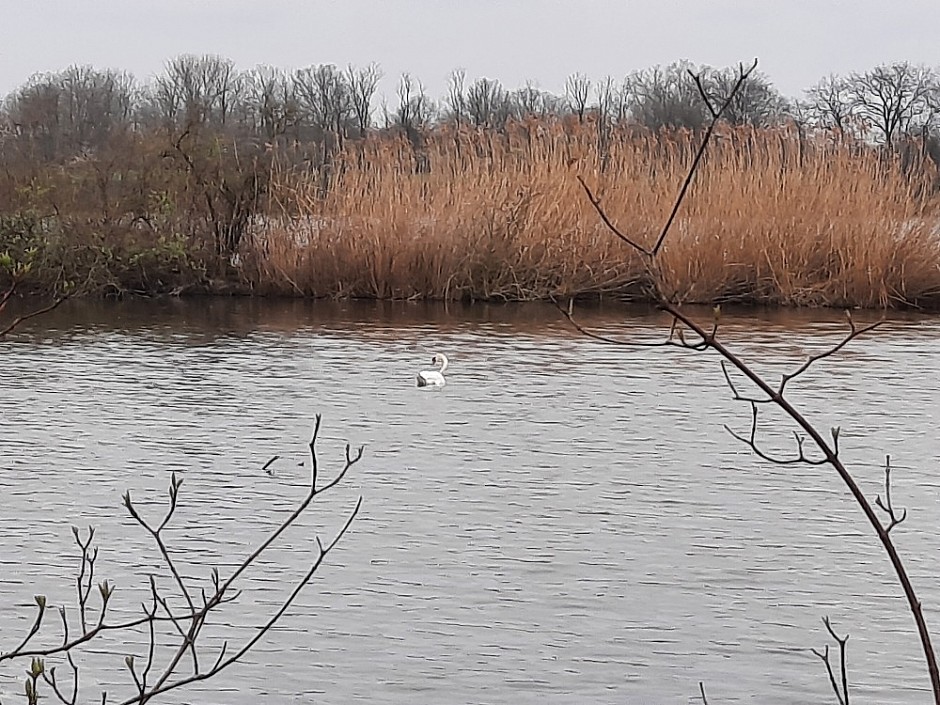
left=437, top=355, right=448, bottom=373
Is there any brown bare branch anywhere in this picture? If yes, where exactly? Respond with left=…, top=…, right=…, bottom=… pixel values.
left=0, top=293, right=71, bottom=339
left=652, top=59, right=757, bottom=257
left=1, top=418, right=362, bottom=705
left=550, top=296, right=672, bottom=349
left=778, top=311, right=884, bottom=397
left=664, top=304, right=939, bottom=701
left=117, top=496, right=362, bottom=705
left=576, top=176, right=651, bottom=256
left=811, top=617, right=849, bottom=705
left=565, top=53, right=940, bottom=703
left=723, top=402, right=828, bottom=466
left=875, top=455, right=908, bottom=533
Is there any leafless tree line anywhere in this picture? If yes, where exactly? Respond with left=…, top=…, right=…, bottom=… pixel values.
left=2, top=58, right=384, bottom=160
left=2, top=54, right=939, bottom=286
left=6, top=54, right=940, bottom=163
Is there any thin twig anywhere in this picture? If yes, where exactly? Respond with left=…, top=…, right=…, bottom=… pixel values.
left=116, top=496, right=362, bottom=705
left=875, top=455, right=908, bottom=533
left=550, top=296, right=672, bottom=348
left=576, top=176, right=650, bottom=256
left=145, top=416, right=362, bottom=698
left=653, top=59, right=758, bottom=256
left=778, top=311, right=883, bottom=397
left=577, top=60, right=757, bottom=270
left=811, top=617, right=849, bottom=705
left=0, top=293, right=71, bottom=339
left=2, top=418, right=363, bottom=705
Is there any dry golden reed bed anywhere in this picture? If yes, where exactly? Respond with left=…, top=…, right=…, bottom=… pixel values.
left=247, top=121, right=940, bottom=308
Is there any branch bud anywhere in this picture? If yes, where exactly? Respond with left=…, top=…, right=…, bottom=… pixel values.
left=29, top=657, right=44, bottom=677
left=98, top=580, right=113, bottom=601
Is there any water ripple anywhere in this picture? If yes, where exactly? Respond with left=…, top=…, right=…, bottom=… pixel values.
left=0, top=300, right=938, bottom=704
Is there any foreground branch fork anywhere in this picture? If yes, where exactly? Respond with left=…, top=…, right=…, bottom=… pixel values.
left=811, top=617, right=850, bottom=705
left=0, top=416, right=362, bottom=705
left=577, top=59, right=758, bottom=263
left=564, top=57, right=940, bottom=703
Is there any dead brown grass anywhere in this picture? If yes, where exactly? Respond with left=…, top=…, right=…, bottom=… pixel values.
left=246, top=121, right=940, bottom=308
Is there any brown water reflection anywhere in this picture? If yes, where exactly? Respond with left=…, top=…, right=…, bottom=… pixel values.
left=3, top=296, right=909, bottom=341
left=1, top=299, right=939, bottom=704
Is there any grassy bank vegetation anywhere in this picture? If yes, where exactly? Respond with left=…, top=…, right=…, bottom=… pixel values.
left=254, top=122, right=940, bottom=307
left=2, top=56, right=940, bottom=307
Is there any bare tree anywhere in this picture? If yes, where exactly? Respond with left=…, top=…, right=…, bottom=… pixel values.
left=55, top=66, right=135, bottom=150
left=2, top=67, right=134, bottom=161
left=346, top=62, right=382, bottom=137
left=565, top=72, right=591, bottom=122
left=705, top=66, right=788, bottom=127
left=4, top=74, right=65, bottom=161
left=539, top=90, right=567, bottom=118
left=292, top=64, right=352, bottom=142
left=444, top=68, right=467, bottom=126
left=847, top=62, right=937, bottom=145
left=243, top=65, right=297, bottom=139
left=0, top=416, right=361, bottom=704
left=511, top=81, right=563, bottom=120
left=465, top=77, right=513, bottom=129
left=595, top=76, right=621, bottom=170
left=392, top=73, right=435, bottom=134
left=595, top=76, right=621, bottom=127
left=512, top=81, right=538, bottom=118
left=805, top=73, right=856, bottom=137
left=624, top=61, right=708, bottom=131
left=152, top=55, right=241, bottom=128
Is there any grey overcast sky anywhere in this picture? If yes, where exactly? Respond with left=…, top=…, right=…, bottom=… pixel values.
left=1, top=1, right=938, bottom=101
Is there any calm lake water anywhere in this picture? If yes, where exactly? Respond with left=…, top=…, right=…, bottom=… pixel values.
left=2, top=299, right=940, bottom=704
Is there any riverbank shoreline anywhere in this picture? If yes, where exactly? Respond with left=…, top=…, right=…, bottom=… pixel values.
left=5, top=122, right=940, bottom=311
left=6, top=284, right=940, bottom=312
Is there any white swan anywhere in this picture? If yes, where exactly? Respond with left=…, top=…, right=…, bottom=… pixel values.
left=416, top=353, right=448, bottom=388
